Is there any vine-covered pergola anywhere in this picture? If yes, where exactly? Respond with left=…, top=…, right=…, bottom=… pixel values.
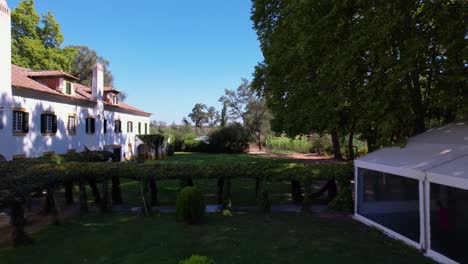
left=0, top=152, right=353, bottom=246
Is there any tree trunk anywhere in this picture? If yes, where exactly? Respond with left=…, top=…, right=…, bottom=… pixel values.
left=41, top=188, right=56, bottom=215
left=180, top=177, right=194, bottom=188
left=111, top=176, right=123, bottom=205
left=65, top=180, right=74, bottom=205
left=79, top=178, right=88, bottom=214
left=348, top=132, right=355, bottom=160
left=223, top=178, right=232, bottom=209
left=257, top=133, right=262, bottom=151
left=88, top=179, right=101, bottom=205
left=366, top=128, right=378, bottom=152
left=216, top=178, right=224, bottom=205
left=149, top=177, right=159, bottom=206
left=291, top=180, right=303, bottom=205
left=141, top=179, right=151, bottom=216
left=255, top=178, right=260, bottom=198
left=327, top=180, right=338, bottom=202
left=257, top=179, right=271, bottom=215
left=311, top=179, right=338, bottom=202
left=331, top=131, right=343, bottom=160
left=100, top=177, right=110, bottom=212
left=186, top=177, right=194, bottom=187
left=408, top=74, right=426, bottom=135
left=10, top=200, right=33, bottom=247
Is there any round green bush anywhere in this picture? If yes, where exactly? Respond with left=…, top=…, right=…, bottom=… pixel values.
left=176, top=186, right=206, bottom=224
left=179, top=255, right=215, bottom=264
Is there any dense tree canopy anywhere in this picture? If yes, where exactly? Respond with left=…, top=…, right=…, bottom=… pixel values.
left=11, top=0, right=76, bottom=71
left=251, top=0, right=467, bottom=154
left=68, top=45, right=115, bottom=88
left=11, top=1, right=123, bottom=100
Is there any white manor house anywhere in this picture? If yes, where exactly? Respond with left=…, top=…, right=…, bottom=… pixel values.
left=0, top=0, right=151, bottom=161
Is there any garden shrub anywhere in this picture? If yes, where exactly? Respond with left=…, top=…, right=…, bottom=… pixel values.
left=176, top=186, right=206, bottom=224
left=183, top=139, right=210, bottom=152
left=328, top=184, right=354, bottom=212
left=208, top=124, right=249, bottom=153
left=257, top=180, right=271, bottom=214
left=179, top=255, right=216, bottom=264
left=266, top=135, right=312, bottom=153
left=173, top=137, right=186, bottom=152
left=328, top=170, right=354, bottom=212
left=309, top=134, right=333, bottom=154
left=167, top=143, right=175, bottom=156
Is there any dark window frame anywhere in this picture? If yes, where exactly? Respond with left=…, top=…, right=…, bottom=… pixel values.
left=12, top=110, right=29, bottom=133
left=115, top=120, right=122, bottom=133
left=65, top=82, right=72, bottom=95
left=127, top=121, right=133, bottom=133
left=41, top=113, right=57, bottom=134
left=85, top=117, right=96, bottom=134
left=67, top=115, right=76, bottom=134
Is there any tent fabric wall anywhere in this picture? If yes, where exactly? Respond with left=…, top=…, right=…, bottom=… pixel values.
left=354, top=122, right=468, bottom=264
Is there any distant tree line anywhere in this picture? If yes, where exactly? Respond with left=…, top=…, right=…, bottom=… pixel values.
left=185, top=78, right=271, bottom=150
left=251, top=0, right=467, bottom=159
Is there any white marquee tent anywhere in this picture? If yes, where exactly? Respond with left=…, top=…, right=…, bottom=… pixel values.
left=354, top=122, right=468, bottom=264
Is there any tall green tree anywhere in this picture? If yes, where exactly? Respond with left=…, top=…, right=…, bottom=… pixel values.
left=188, top=103, right=208, bottom=128
left=68, top=45, right=115, bottom=87
left=11, top=0, right=75, bottom=71
left=251, top=0, right=467, bottom=157
left=220, top=79, right=272, bottom=149
left=220, top=102, right=228, bottom=127
left=206, top=106, right=220, bottom=127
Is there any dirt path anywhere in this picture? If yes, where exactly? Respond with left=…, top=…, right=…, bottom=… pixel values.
left=248, top=145, right=339, bottom=165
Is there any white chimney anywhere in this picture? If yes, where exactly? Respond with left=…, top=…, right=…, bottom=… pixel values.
left=0, top=0, right=11, bottom=100
left=92, top=63, right=104, bottom=102
left=92, top=63, right=104, bottom=148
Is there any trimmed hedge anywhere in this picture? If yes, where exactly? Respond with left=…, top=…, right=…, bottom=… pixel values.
left=179, top=255, right=216, bottom=264
left=0, top=152, right=354, bottom=246
left=0, top=159, right=353, bottom=215
left=176, top=187, right=206, bottom=224
left=174, top=124, right=249, bottom=154
left=183, top=139, right=210, bottom=152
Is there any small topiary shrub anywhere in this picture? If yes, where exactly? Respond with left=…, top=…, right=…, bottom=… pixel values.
left=176, top=186, right=206, bottom=224
left=179, top=255, right=216, bottom=264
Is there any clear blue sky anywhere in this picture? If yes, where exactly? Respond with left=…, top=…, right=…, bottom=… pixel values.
left=8, top=0, right=263, bottom=124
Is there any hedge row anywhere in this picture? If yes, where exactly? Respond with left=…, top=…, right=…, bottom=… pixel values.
left=0, top=157, right=352, bottom=205
left=0, top=153, right=353, bottom=246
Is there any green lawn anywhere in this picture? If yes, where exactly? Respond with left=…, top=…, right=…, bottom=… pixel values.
left=119, top=178, right=293, bottom=207
left=157, top=152, right=292, bottom=164
left=0, top=212, right=433, bottom=264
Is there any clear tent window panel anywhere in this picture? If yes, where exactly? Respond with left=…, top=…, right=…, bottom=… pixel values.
left=357, top=168, right=420, bottom=243
left=430, top=183, right=468, bottom=263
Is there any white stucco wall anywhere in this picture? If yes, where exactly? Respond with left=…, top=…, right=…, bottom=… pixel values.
left=0, top=90, right=150, bottom=160
left=0, top=0, right=12, bottom=157
left=0, top=0, right=151, bottom=161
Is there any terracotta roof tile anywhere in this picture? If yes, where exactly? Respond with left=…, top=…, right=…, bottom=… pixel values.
left=11, top=64, right=151, bottom=117
left=12, top=65, right=64, bottom=95
left=25, top=70, right=79, bottom=80
left=108, top=101, right=151, bottom=116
